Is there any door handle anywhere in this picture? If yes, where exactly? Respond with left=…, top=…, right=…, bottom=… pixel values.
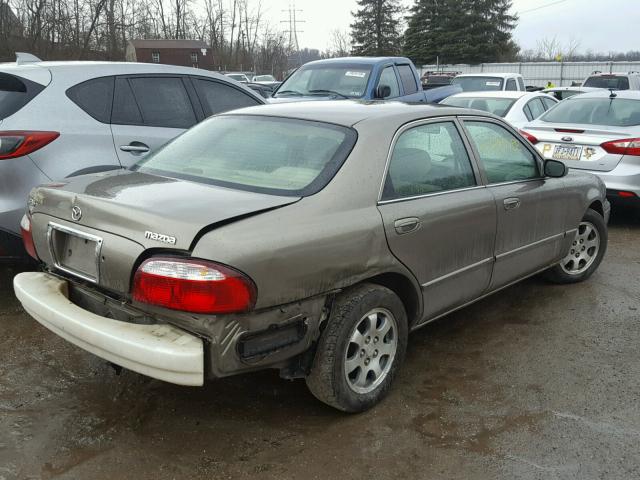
left=120, top=143, right=150, bottom=154
left=503, top=197, right=521, bottom=210
left=394, top=217, right=420, bottom=235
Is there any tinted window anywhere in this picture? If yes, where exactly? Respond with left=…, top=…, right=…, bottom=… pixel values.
left=382, top=122, right=476, bottom=200
left=527, top=98, right=545, bottom=119
left=0, top=73, right=45, bottom=120
left=378, top=66, right=400, bottom=98
left=134, top=115, right=357, bottom=196
left=541, top=96, right=557, bottom=110
left=397, top=65, right=418, bottom=94
left=452, top=76, right=504, bottom=92
left=583, top=75, right=630, bottom=90
left=506, top=78, right=517, bottom=91
left=444, top=96, right=516, bottom=117
left=129, top=77, right=197, bottom=128
left=465, top=121, right=539, bottom=184
left=112, top=78, right=142, bottom=125
left=541, top=97, right=640, bottom=127
left=517, top=77, right=525, bottom=91
left=275, top=64, right=372, bottom=98
left=194, top=79, right=261, bottom=116
left=67, top=76, right=114, bottom=123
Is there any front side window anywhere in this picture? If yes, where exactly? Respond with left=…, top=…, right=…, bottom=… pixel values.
left=464, top=121, right=539, bottom=184
left=134, top=115, right=357, bottom=196
left=194, top=79, right=261, bottom=116
left=128, top=77, right=197, bottom=129
left=540, top=97, right=640, bottom=127
left=378, top=66, right=400, bottom=98
left=275, top=64, right=372, bottom=98
left=382, top=122, right=476, bottom=201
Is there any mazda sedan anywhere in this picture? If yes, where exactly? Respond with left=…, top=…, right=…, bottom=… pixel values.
left=14, top=101, right=609, bottom=412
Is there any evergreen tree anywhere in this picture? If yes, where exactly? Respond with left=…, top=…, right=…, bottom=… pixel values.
left=404, top=0, right=519, bottom=65
left=350, top=0, right=403, bottom=56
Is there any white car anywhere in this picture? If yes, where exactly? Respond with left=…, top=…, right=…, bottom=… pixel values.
left=451, top=73, right=526, bottom=92
left=441, top=91, right=558, bottom=129
left=543, top=86, right=600, bottom=101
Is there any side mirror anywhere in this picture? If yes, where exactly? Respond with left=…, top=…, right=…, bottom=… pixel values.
left=376, top=85, right=391, bottom=99
left=544, top=159, right=568, bottom=178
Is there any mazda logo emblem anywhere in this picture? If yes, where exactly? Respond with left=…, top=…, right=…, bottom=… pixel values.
left=71, top=205, right=82, bottom=221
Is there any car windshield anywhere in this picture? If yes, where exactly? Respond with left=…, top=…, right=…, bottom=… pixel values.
left=254, top=75, right=276, bottom=82
left=133, top=115, right=357, bottom=196
left=275, top=64, right=372, bottom=98
left=443, top=96, right=516, bottom=117
left=540, top=97, right=640, bottom=127
left=452, top=76, right=504, bottom=92
left=583, top=76, right=630, bottom=90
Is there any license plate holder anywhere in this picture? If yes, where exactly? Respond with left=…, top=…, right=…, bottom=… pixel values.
left=552, top=144, right=583, bottom=161
left=48, top=222, right=103, bottom=283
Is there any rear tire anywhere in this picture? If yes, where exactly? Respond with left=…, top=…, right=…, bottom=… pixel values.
left=544, top=208, right=607, bottom=284
left=306, top=284, right=408, bottom=413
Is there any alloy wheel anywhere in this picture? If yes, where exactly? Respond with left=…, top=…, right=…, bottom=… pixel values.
left=560, top=221, right=600, bottom=275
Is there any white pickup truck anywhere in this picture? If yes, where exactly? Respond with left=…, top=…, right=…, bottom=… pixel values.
left=452, top=73, right=526, bottom=92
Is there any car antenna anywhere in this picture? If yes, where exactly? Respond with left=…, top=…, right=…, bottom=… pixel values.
left=609, top=89, right=617, bottom=98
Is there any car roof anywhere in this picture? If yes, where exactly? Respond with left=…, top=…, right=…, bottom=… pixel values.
left=221, top=100, right=492, bottom=127
left=447, top=91, right=531, bottom=100
left=587, top=72, right=640, bottom=77
left=301, top=57, right=412, bottom=67
left=455, top=73, right=520, bottom=78
left=564, top=90, right=640, bottom=100
left=543, top=86, right=599, bottom=92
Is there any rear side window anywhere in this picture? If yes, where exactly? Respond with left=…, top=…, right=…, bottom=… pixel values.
left=382, top=122, right=476, bottom=200
left=66, top=76, right=114, bottom=123
left=112, top=78, right=143, bottom=125
left=526, top=98, right=545, bottom=119
left=127, top=77, right=197, bottom=129
left=397, top=65, right=418, bottom=94
left=506, top=78, right=517, bottom=91
left=0, top=73, right=45, bottom=120
left=541, top=96, right=557, bottom=110
left=517, top=77, right=525, bottom=91
left=378, top=66, right=400, bottom=98
left=193, top=79, right=261, bottom=116
left=583, top=75, right=630, bottom=90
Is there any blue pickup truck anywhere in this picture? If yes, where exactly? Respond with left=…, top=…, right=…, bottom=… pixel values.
left=270, top=57, right=461, bottom=104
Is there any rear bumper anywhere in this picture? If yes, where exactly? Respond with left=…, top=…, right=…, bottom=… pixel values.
left=13, top=272, right=204, bottom=386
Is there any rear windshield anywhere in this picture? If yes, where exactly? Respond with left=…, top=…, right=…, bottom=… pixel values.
left=540, top=97, right=640, bottom=127
left=452, top=76, right=504, bottom=92
left=443, top=97, right=516, bottom=117
left=583, top=75, right=630, bottom=90
left=133, top=115, right=357, bottom=196
left=0, top=73, right=45, bottom=120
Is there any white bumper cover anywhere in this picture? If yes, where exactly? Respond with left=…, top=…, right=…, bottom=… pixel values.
left=13, top=272, right=204, bottom=386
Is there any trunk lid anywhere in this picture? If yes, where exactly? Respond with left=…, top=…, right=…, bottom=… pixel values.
left=524, top=123, right=633, bottom=172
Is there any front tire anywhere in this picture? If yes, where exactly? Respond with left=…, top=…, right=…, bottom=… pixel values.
left=544, top=208, right=607, bottom=284
left=306, top=284, right=408, bottom=413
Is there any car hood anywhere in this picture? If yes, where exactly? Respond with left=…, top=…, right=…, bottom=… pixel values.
left=268, top=95, right=334, bottom=104
left=30, top=169, right=300, bottom=251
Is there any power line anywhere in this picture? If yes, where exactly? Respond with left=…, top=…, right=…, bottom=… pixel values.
left=518, top=0, right=571, bottom=15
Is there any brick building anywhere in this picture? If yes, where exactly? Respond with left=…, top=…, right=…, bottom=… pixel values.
left=125, top=39, right=214, bottom=70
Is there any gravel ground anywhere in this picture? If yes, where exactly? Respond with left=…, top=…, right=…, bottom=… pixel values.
left=1, top=208, right=639, bottom=480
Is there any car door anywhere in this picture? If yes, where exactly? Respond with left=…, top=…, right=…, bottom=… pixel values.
left=377, top=118, right=497, bottom=323
left=461, top=118, right=568, bottom=290
left=111, top=75, right=200, bottom=167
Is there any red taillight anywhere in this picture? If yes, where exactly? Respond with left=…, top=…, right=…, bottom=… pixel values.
left=0, top=131, right=60, bottom=160
left=20, top=214, right=38, bottom=259
left=618, top=191, right=637, bottom=198
left=519, top=130, right=539, bottom=145
left=601, top=137, right=640, bottom=156
left=132, top=257, right=257, bottom=314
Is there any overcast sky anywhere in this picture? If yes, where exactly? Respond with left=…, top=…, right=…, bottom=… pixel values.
left=261, top=0, right=639, bottom=54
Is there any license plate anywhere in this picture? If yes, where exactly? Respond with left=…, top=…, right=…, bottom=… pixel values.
left=552, top=145, right=582, bottom=161
left=48, top=223, right=103, bottom=282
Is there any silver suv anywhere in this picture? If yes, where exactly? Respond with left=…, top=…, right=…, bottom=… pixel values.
left=0, top=57, right=264, bottom=260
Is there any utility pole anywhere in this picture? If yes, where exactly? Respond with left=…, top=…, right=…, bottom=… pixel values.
left=281, top=3, right=304, bottom=67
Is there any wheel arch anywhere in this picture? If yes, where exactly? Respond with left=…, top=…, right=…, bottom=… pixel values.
left=360, top=272, right=422, bottom=327
left=588, top=199, right=604, bottom=217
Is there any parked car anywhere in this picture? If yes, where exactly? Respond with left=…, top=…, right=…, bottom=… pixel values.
left=521, top=90, right=640, bottom=206
left=441, top=91, right=558, bottom=128
left=270, top=57, right=461, bottom=104
left=451, top=73, right=526, bottom=92
left=14, top=101, right=609, bottom=412
left=252, top=74, right=281, bottom=89
left=0, top=56, right=264, bottom=260
left=582, top=72, right=640, bottom=90
left=224, top=73, right=251, bottom=83
left=246, top=82, right=275, bottom=98
left=420, top=71, right=459, bottom=90
left=543, top=86, right=600, bottom=101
